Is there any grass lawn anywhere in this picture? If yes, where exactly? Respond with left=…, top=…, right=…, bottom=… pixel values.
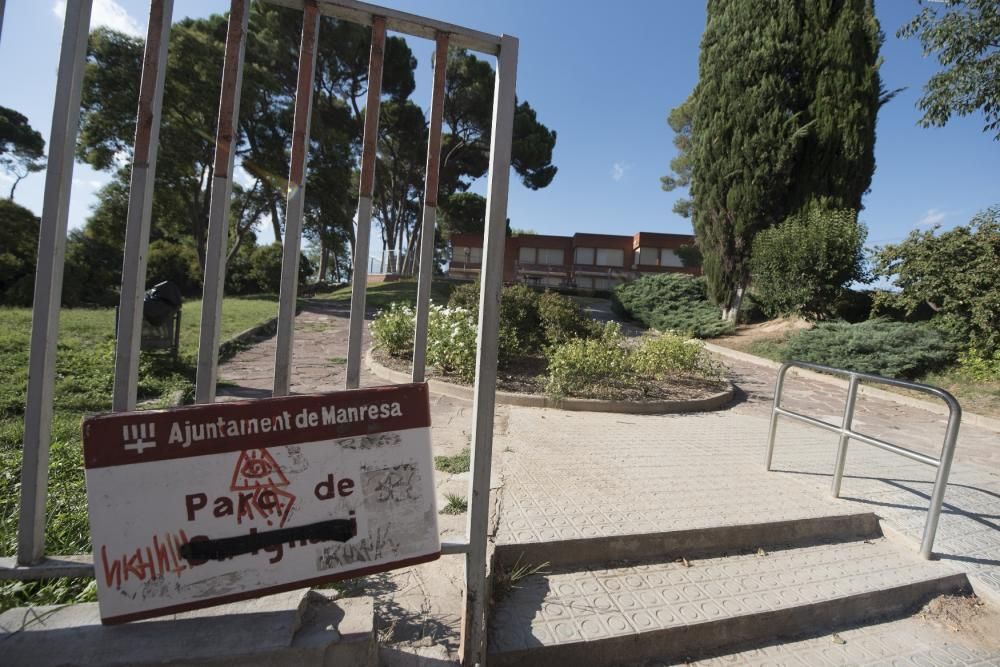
left=314, top=278, right=455, bottom=310
left=0, top=296, right=278, bottom=610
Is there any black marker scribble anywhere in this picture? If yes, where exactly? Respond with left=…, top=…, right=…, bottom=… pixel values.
left=179, top=517, right=357, bottom=562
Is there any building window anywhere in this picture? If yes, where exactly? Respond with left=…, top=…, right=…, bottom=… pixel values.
left=637, top=247, right=658, bottom=266
left=537, top=248, right=564, bottom=265
left=660, top=248, right=683, bottom=268
left=574, top=247, right=594, bottom=265
left=518, top=247, right=537, bottom=264
left=595, top=248, right=624, bottom=267
left=576, top=276, right=593, bottom=289
left=453, top=246, right=482, bottom=263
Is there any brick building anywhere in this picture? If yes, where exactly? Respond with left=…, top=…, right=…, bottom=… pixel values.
left=448, top=231, right=699, bottom=290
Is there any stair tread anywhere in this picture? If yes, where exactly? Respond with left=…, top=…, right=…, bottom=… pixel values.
left=489, top=537, right=953, bottom=654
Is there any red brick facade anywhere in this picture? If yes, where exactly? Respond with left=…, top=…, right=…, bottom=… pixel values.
left=448, top=231, right=699, bottom=289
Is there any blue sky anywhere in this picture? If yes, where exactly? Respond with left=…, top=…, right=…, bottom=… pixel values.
left=2, top=0, right=997, bottom=253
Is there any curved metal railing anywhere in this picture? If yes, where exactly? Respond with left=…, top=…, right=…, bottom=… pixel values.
left=764, top=360, right=962, bottom=559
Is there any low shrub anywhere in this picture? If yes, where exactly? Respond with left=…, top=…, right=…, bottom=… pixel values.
left=612, top=273, right=733, bottom=338
left=782, top=319, right=955, bottom=379
left=370, top=303, right=415, bottom=357
left=958, top=345, right=1000, bottom=382
left=448, top=280, right=480, bottom=311
left=632, top=333, right=722, bottom=380
left=546, top=325, right=722, bottom=399
left=545, top=323, right=631, bottom=398
left=498, top=284, right=542, bottom=362
left=537, top=290, right=593, bottom=346
left=426, top=305, right=478, bottom=382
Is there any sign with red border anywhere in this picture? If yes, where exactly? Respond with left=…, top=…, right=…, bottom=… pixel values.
left=83, top=383, right=439, bottom=624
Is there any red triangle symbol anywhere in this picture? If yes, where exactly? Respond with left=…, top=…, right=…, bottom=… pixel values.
left=230, top=448, right=291, bottom=491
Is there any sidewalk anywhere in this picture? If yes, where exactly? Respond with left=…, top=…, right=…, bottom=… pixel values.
left=215, top=302, right=1000, bottom=662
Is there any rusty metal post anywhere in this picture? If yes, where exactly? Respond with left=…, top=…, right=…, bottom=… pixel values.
left=18, top=0, right=93, bottom=566
left=195, top=0, right=251, bottom=404
left=273, top=0, right=320, bottom=396
left=112, top=0, right=174, bottom=412
left=461, top=34, right=519, bottom=667
left=411, top=32, right=449, bottom=383
left=345, top=16, right=386, bottom=389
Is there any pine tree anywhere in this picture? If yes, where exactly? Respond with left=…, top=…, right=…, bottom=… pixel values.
left=682, top=0, right=884, bottom=320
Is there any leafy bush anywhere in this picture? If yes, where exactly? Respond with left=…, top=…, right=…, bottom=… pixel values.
left=146, top=240, right=201, bottom=294
left=750, top=206, right=868, bottom=319
left=370, top=303, right=415, bottom=357
left=546, top=323, right=631, bottom=398
left=632, top=333, right=722, bottom=380
left=958, top=345, right=1000, bottom=381
left=612, top=273, right=733, bottom=338
left=874, top=207, right=1000, bottom=355
left=546, top=325, right=722, bottom=399
left=537, top=290, right=592, bottom=345
left=0, top=200, right=38, bottom=306
left=249, top=243, right=314, bottom=293
left=498, top=284, right=542, bottom=361
left=782, top=319, right=955, bottom=379
left=426, top=305, right=478, bottom=382
left=448, top=280, right=480, bottom=310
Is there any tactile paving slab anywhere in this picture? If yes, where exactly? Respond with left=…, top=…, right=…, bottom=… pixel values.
left=489, top=538, right=966, bottom=664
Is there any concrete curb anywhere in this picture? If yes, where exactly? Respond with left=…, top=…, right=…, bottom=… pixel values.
left=218, top=315, right=281, bottom=363
left=704, top=342, right=1000, bottom=434
left=366, top=349, right=734, bottom=415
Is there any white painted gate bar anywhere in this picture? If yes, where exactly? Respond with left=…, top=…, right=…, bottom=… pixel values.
left=273, top=0, right=321, bottom=397
left=112, top=0, right=174, bottom=413
left=17, top=0, right=94, bottom=566
left=461, top=33, right=519, bottom=667
left=411, top=32, right=449, bottom=383
left=194, top=0, right=251, bottom=405
left=345, top=15, right=386, bottom=389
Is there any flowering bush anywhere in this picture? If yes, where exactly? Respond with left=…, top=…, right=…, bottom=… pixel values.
left=426, top=305, right=478, bottom=382
left=370, top=303, right=415, bottom=357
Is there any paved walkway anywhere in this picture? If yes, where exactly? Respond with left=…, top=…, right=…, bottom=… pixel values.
left=215, top=302, right=1000, bottom=662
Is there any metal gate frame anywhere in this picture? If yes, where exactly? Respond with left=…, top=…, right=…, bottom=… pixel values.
left=2, top=1, right=515, bottom=663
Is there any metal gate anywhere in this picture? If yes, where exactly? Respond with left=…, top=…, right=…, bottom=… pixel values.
left=0, top=1, right=515, bottom=663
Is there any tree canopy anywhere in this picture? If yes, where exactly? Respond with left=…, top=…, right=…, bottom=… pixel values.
left=898, top=0, right=1000, bottom=140
left=0, top=106, right=46, bottom=201
left=674, top=0, right=884, bottom=319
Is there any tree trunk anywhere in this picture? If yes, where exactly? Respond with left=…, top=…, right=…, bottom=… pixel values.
left=318, top=241, right=329, bottom=282
left=722, top=285, right=745, bottom=323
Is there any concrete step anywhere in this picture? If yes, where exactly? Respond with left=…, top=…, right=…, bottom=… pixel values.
left=487, top=537, right=968, bottom=667
left=494, top=512, right=882, bottom=570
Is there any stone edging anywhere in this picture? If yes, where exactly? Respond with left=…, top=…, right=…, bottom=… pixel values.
left=703, top=342, right=1000, bottom=434
left=366, top=349, right=734, bottom=414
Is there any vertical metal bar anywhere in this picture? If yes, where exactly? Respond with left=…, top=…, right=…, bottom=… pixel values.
left=920, top=400, right=962, bottom=559
left=272, top=0, right=320, bottom=397
left=0, top=0, right=6, bottom=44
left=345, top=16, right=386, bottom=389
left=764, top=363, right=789, bottom=471
left=411, top=31, right=449, bottom=383
left=194, top=0, right=250, bottom=404
left=112, top=0, right=174, bottom=412
left=17, top=0, right=93, bottom=566
left=831, top=375, right=860, bottom=498
left=461, top=33, right=518, bottom=667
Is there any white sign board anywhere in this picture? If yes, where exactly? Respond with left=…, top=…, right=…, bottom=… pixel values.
left=83, top=383, right=439, bottom=624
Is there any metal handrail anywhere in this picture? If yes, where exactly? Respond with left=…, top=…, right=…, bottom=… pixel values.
left=764, top=360, right=962, bottom=559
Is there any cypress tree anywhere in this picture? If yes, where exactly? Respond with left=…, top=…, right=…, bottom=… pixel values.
left=685, top=0, right=884, bottom=319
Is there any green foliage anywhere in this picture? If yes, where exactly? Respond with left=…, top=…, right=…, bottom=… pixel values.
left=370, top=303, right=415, bottom=358
left=611, top=274, right=734, bottom=338
left=0, top=200, right=39, bottom=305
left=660, top=93, right=695, bottom=219
left=426, top=305, right=478, bottom=383
left=0, top=105, right=46, bottom=200
left=440, top=493, right=468, bottom=515
left=448, top=279, right=480, bottom=310
left=781, top=319, right=956, bottom=379
left=545, top=323, right=632, bottom=399
left=958, top=345, right=1000, bottom=381
left=632, top=334, right=722, bottom=380
left=750, top=207, right=869, bottom=319
left=898, top=0, right=1000, bottom=140
left=546, top=324, right=722, bottom=399
left=434, top=448, right=471, bottom=474
left=248, top=243, right=313, bottom=294
left=498, top=284, right=542, bottom=362
left=537, top=291, right=592, bottom=346
left=146, top=240, right=201, bottom=294
left=873, top=207, right=1000, bottom=354
left=681, top=0, right=883, bottom=315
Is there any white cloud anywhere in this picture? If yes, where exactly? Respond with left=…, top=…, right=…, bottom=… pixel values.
left=611, top=161, right=631, bottom=182
left=53, top=0, right=144, bottom=38
left=916, top=208, right=948, bottom=229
